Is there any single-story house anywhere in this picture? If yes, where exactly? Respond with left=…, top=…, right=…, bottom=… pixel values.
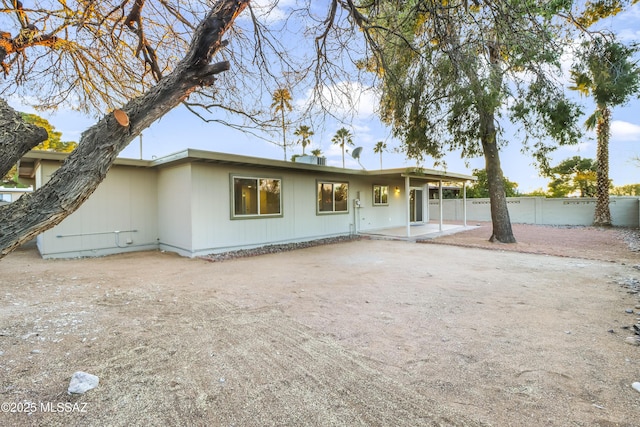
left=17, top=149, right=475, bottom=259
left=0, top=185, right=32, bottom=203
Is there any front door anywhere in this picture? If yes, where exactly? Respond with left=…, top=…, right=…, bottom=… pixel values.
left=410, top=189, right=423, bottom=223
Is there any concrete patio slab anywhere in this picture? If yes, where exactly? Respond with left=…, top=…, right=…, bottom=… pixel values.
left=358, top=222, right=479, bottom=241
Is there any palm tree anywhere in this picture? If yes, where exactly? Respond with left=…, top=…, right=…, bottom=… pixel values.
left=373, top=141, right=387, bottom=170
left=331, top=127, right=354, bottom=168
left=271, top=88, right=293, bottom=161
left=293, top=125, right=314, bottom=156
left=570, top=37, right=640, bottom=226
left=311, top=148, right=322, bottom=157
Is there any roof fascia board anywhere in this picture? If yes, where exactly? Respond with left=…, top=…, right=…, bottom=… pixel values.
left=22, top=150, right=151, bottom=167
left=21, top=149, right=475, bottom=182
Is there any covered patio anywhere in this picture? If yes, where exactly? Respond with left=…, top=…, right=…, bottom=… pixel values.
left=359, top=167, right=477, bottom=240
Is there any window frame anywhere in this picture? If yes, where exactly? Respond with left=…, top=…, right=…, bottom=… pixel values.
left=316, top=180, right=349, bottom=214
left=230, top=174, right=283, bottom=219
left=372, top=184, right=389, bottom=206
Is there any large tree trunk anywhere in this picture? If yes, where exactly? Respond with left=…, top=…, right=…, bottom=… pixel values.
left=471, top=39, right=515, bottom=244
left=0, top=0, right=248, bottom=260
left=0, top=100, right=48, bottom=177
left=593, top=107, right=612, bottom=226
left=481, top=112, right=516, bottom=243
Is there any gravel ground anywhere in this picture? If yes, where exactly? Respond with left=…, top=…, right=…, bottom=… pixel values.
left=423, top=222, right=640, bottom=265
left=0, top=222, right=639, bottom=427
left=201, top=236, right=361, bottom=262
left=200, top=223, right=640, bottom=265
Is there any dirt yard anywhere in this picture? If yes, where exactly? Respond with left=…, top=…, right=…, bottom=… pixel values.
left=1, top=223, right=639, bottom=427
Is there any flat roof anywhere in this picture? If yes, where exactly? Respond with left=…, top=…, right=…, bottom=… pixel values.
left=21, top=148, right=476, bottom=183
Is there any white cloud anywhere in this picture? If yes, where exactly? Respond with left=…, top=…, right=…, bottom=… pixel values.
left=300, top=81, right=379, bottom=121
left=295, top=81, right=382, bottom=165
left=611, top=120, right=640, bottom=142
left=559, top=141, right=592, bottom=153
left=325, top=143, right=343, bottom=157
left=245, top=0, right=297, bottom=24
left=615, top=28, right=640, bottom=42
left=588, top=3, right=640, bottom=42
left=616, top=2, right=640, bottom=23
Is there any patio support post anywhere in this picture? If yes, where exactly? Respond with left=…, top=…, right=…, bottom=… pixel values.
left=422, top=182, right=428, bottom=224
left=438, top=180, right=443, bottom=232
left=405, top=175, right=411, bottom=238
left=463, top=181, right=467, bottom=227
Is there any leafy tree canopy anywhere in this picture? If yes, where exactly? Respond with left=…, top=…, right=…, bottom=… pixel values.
left=363, top=0, right=584, bottom=169
left=570, top=37, right=640, bottom=126
left=332, top=127, right=354, bottom=168
left=575, top=0, right=639, bottom=27
left=466, top=169, right=519, bottom=198
left=612, top=184, right=640, bottom=196
left=21, top=114, right=77, bottom=153
left=569, top=34, right=640, bottom=224
left=521, top=188, right=550, bottom=197
left=2, top=113, right=76, bottom=185
left=358, top=0, right=593, bottom=242
left=544, top=156, right=598, bottom=198
left=293, top=125, right=314, bottom=156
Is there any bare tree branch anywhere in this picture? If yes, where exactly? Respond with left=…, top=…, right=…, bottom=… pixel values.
left=0, top=99, right=47, bottom=177
left=0, top=0, right=248, bottom=259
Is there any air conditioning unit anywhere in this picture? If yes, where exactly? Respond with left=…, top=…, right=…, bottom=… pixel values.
left=297, top=155, right=327, bottom=166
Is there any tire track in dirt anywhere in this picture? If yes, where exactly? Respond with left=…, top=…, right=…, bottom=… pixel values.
left=2, top=287, right=487, bottom=426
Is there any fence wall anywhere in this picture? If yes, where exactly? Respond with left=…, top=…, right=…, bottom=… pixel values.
left=428, top=196, right=640, bottom=227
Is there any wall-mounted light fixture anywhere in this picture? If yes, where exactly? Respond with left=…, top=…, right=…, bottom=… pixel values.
left=395, top=186, right=400, bottom=194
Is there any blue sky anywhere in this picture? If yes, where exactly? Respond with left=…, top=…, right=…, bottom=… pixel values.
left=14, top=2, right=640, bottom=193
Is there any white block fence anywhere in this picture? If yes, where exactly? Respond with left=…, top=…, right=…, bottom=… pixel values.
left=429, top=196, right=640, bottom=227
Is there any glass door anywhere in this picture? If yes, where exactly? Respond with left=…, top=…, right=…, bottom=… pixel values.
left=409, top=189, right=423, bottom=223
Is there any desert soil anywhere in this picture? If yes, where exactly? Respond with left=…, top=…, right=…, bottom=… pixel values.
left=0, top=223, right=639, bottom=427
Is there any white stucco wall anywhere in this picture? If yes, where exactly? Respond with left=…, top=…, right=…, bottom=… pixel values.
left=37, top=162, right=159, bottom=258
left=429, top=196, right=640, bottom=227
left=157, top=163, right=193, bottom=256
left=184, top=163, right=410, bottom=256
left=29, top=153, right=458, bottom=259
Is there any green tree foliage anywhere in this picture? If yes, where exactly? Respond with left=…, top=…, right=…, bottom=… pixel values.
left=522, top=188, right=550, bottom=197
left=575, top=0, right=639, bottom=27
left=570, top=36, right=640, bottom=224
left=271, top=88, right=293, bottom=161
left=331, top=127, right=354, bottom=168
left=21, top=114, right=77, bottom=153
left=545, top=156, right=598, bottom=197
left=373, top=141, right=387, bottom=170
left=363, top=1, right=583, bottom=242
left=466, top=169, right=519, bottom=199
left=2, top=114, right=77, bottom=185
left=611, top=184, right=640, bottom=196
left=293, top=125, right=314, bottom=156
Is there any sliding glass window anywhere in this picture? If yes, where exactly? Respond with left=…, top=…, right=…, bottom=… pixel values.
left=232, top=176, right=282, bottom=218
left=317, top=181, right=349, bottom=214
